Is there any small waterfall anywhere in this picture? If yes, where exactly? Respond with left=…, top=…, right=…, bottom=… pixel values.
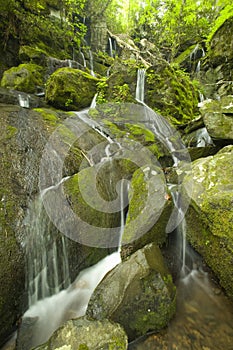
left=195, top=60, right=201, bottom=73
left=108, top=37, right=113, bottom=57
left=23, top=177, right=71, bottom=307
left=135, top=68, right=146, bottom=103
left=89, top=50, right=95, bottom=77
left=196, top=127, right=213, bottom=147
left=169, top=186, right=188, bottom=277
left=21, top=251, right=121, bottom=349
left=18, top=94, right=30, bottom=108
left=80, top=51, right=87, bottom=68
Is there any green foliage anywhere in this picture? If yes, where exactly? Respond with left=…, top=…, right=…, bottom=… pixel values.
left=96, top=78, right=108, bottom=104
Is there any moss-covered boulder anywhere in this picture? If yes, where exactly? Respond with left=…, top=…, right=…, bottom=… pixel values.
left=45, top=68, right=99, bottom=110
left=101, top=59, right=138, bottom=103
left=1, top=64, right=44, bottom=93
left=89, top=102, right=173, bottom=167
left=121, top=165, right=172, bottom=254
left=87, top=243, right=176, bottom=341
left=145, top=62, right=199, bottom=125
left=19, top=46, right=49, bottom=66
left=34, top=317, right=128, bottom=350
left=199, top=96, right=233, bottom=143
left=183, top=145, right=233, bottom=298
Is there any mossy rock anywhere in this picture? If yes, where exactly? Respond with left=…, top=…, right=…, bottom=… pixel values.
left=199, top=96, right=233, bottom=142
left=87, top=243, right=176, bottom=341
left=102, top=59, right=139, bottom=103
left=183, top=145, right=233, bottom=298
left=121, top=165, right=172, bottom=255
left=1, top=63, right=44, bottom=93
left=19, top=45, right=49, bottom=65
left=45, top=68, right=99, bottom=111
left=89, top=102, right=171, bottom=165
left=145, top=62, right=199, bottom=125
left=34, top=317, right=128, bottom=350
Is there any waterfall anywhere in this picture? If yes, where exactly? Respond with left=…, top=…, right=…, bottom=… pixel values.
left=89, top=50, right=95, bottom=77
left=18, top=94, right=30, bottom=108
left=108, top=37, right=113, bottom=57
left=23, top=179, right=71, bottom=307
left=80, top=51, right=87, bottom=68
left=196, top=127, right=213, bottom=147
left=21, top=252, right=121, bottom=349
left=135, top=68, right=146, bottom=103
left=169, top=186, right=188, bottom=277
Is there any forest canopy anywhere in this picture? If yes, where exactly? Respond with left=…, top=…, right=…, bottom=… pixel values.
left=0, top=0, right=233, bottom=60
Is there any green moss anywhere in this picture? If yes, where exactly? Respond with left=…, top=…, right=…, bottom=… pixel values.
left=45, top=68, right=99, bottom=111
left=19, top=45, right=48, bottom=64
left=34, top=108, right=59, bottom=126
left=1, top=63, right=44, bottom=93
left=78, top=345, right=89, bottom=350
left=6, top=125, right=18, bottom=139
left=145, top=64, right=199, bottom=126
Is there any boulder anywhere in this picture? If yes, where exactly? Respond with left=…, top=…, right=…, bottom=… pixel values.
left=87, top=243, right=176, bottom=341
left=1, top=64, right=44, bottom=94
left=34, top=317, right=128, bottom=350
left=199, top=96, right=233, bottom=143
left=45, top=68, right=98, bottom=110
left=183, top=145, right=233, bottom=298
left=145, top=62, right=199, bottom=125
left=122, top=165, right=172, bottom=253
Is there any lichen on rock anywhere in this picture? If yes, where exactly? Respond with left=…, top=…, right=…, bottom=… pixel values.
left=182, top=145, right=233, bottom=298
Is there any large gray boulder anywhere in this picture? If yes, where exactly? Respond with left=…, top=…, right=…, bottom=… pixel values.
left=183, top=145, right=233, bottom=298
left=87, top=243, right=176, bottom=340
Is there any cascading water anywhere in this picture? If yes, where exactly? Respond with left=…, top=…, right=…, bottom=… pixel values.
left=18, top=94, right=30, bottom=108
left=88, top=50, right=95, bottom=77
left=135, top=68, right=146, bottom=103
left=23, top=176, right=71, bottom=307
left=108, top=37, right=113, bottom=58
left=80, top=51, right=87, bottom=68
left=196, top=127, right=213, bottom=147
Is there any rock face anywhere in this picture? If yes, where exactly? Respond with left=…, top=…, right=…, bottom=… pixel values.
left=45, top=68, right=98, bottom=110
left=34, top=317, right=128, bottom=350
left=201, top=16, right=233, bottom=98
left=87, top=243, right=176, bottom=341
left=183, top=146, right=233, bottom=298
left=200, top=96, right=233, bottom=143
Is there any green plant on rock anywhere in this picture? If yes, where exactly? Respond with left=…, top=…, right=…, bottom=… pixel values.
left=96, top=78, right=108, bottom=104
left=112, top=83, right=132, bottom=103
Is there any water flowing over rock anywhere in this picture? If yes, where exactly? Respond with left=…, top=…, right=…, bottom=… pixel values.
left=182, top=145, right=233, bottom=298
left=87, top=243, right=176, bottom=341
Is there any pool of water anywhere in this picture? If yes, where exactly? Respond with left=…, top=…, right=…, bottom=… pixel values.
left=128, top=269, right=233, bottom=350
